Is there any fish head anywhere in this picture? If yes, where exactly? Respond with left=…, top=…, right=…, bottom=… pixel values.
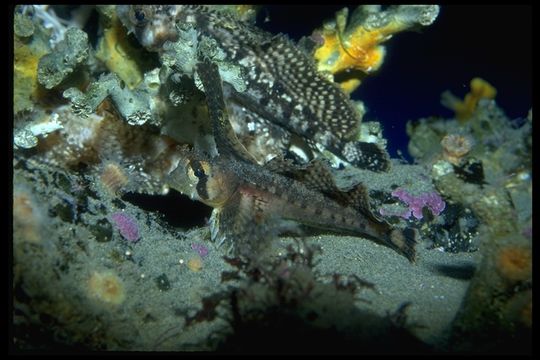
left=166, top=150, right=234, bottom=208
left=116, top=5, right=184, bottom=51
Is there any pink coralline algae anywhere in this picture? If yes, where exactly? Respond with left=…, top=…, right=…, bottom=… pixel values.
left=110, top=212, right=140, bottom=242
left=191, top=243, right=209, bottom=258
left=390, top=188, right=446, bottom=220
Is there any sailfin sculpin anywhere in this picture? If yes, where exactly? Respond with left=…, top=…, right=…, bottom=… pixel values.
left=166, top=60, right=417, bottom=262
left=118, top=5, right=390, bottom=171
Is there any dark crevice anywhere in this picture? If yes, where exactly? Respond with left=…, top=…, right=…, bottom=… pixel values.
left=122, top=190, right=212, bottom=229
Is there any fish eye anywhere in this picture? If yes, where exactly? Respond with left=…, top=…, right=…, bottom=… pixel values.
left=134, top=9, right=145, bottom=22
left=194, top=167, right=205, bottom=178
left=189, top=161, right=208, bottom=180
left=130, top=6, right=153, bottom=26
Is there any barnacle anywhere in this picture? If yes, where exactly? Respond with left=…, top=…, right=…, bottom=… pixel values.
left=13, top=9, right=51, bottom=114
left=37, top=27, right=89, bottom=90
left=63, top=71, right=159, bottom=126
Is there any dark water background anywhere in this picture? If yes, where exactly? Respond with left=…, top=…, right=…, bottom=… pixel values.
left=261, top=5, right=532, bottom=161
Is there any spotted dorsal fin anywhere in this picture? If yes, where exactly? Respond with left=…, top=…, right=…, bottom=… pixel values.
left=256, top=34, right=362, bottom=140
left=230, top=34, right=391, bottom=172
left=330, top=140, right=391, bottom=172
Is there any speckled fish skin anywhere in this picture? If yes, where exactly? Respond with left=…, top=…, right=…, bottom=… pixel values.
left=118, top=5, right=390, bottom=172
left=166, top=60, right=417, bottom=262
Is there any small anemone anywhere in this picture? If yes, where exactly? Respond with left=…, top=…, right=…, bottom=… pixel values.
left=440, top=133, right=474, bottom=165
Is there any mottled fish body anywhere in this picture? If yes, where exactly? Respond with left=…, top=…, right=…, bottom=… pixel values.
left=119, top=5, right=390, bottom=171
left=167, top=60, right=417, bottom=262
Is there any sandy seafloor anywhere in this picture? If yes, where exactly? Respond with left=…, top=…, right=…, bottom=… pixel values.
left=311, top=234, right=478, bottom=344
left=12, top=5, right=531, bottom=353
left=12, top=155, right=482, bottom=352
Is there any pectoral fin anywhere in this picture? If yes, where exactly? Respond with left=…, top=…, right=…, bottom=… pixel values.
left=209, top=191, right=276, bottom=260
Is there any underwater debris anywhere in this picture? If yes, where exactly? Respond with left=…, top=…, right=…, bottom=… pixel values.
left=313, top=5, right=439, bottom=94
left=441, top=77, right=497, bottom=122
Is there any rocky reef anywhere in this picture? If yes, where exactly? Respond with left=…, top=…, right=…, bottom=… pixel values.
left=12, top=5, right=530, bottom=354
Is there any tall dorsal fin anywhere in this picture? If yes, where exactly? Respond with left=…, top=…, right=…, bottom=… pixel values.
left=265, top=156, right=379, bottom=219
left=251, top=35, right=391, bottom=172
left=263, top=155, right=298, bottom=174
left=329, top=140, right=391, bottom=172
left=255, top=35, right=362, bottom=140
left=337, top=183, right=382, bottom=223
left=196, top=60, right=259, bottom=164
left=294, top=159, right=340, bottom=195
left=264, top=156, right=336, bottom=194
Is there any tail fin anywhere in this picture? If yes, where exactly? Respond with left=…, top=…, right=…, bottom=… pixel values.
left=387, top=227, right=419, bottom=263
